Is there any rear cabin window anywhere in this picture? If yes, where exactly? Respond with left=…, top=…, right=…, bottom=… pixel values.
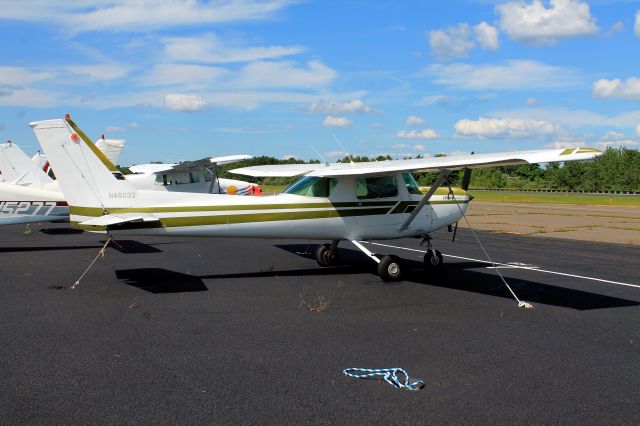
left=284, top=176, right=337, bottom=197
left=402, top=172, right=422, bottom=195
left=356, top=176, right=398, bottom=199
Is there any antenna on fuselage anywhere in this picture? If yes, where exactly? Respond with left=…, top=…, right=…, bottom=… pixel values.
left=311, top=145, right=329, bottom=166
left=333, top=133, right=354, bottom=164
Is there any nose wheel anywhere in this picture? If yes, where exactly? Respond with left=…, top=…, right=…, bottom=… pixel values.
left=424, top=249, right=443, bottom=270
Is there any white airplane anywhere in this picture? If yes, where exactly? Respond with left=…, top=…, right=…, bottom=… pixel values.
left=127, top=156, right=261, bottom=196
left=31, top=134, right=125, bottom=174
left=0, top=116, right=260, bottom=225
left=0, top=141, right=68, bottom=225
left=31, top=117, right=601, bottom=281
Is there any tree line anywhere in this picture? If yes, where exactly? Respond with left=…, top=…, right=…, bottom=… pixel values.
left=216, top=147, right=640, bottom=192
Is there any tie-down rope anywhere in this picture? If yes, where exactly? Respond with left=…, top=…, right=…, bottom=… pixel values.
left=449, top=185, right=533, bottom=309
left=67, top=236, right=113, bottom=289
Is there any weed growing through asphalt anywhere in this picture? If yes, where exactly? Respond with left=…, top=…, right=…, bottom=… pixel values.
left=260, top=265, right=275, bottom=274
left=299, top=289, right=331, bottom=313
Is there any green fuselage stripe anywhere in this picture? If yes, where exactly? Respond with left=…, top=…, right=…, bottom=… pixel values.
left=69, top=201, right=398, bottom=217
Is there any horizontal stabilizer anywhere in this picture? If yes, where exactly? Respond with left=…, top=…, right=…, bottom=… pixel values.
left=79, top=213, right=159, bottom=227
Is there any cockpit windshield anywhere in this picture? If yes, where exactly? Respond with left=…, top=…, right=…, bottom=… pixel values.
left=284, top=176, right=337, bottom=197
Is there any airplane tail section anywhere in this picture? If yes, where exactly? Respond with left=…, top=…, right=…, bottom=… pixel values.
left=30, top=117, right=138, bottom=211
left=0, top=141, right=53, bottom=184
left=95, top=136, right=125, bottom=165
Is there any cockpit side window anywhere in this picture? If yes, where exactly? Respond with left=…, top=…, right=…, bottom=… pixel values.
left=284, top=176, right=337, bottom=197
left=402, top=172, right=422, bottom=195
left=356, top=175, right=398, bottom=199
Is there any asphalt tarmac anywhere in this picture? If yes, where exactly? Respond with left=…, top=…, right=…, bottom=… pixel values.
left=1, top=222, right=639, bottom=424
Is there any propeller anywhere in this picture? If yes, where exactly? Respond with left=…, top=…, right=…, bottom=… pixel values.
left=452, top=167, right=472, bottom=243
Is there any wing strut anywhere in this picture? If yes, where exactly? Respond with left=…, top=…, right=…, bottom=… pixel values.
left=399, top=170, right=451, bottom=231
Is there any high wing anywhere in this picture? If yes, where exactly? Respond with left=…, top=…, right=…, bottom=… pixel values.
left=129, top=154, right=253, bottom=175
left=230, top=148, right=601, bottom=178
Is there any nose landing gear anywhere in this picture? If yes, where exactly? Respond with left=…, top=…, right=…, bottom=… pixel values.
left=420, top=234, right=443, bottom=271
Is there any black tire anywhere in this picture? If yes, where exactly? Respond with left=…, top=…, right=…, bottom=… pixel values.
left=315, top=244, right=338, bottom=267
left=423, top=250, right=443, bottom=270
left=378, top=255, right=403, bottom=282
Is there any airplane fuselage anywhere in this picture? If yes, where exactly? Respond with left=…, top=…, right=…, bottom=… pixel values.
left=69, top=173, right=470, bottom=240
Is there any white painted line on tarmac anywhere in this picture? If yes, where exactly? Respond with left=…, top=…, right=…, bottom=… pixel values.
left=364, top=241, right=640, bottom=290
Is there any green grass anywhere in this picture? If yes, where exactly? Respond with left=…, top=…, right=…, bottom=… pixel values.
left=259, top=184, right=287, bottom=195
left=470, top=191, right=640, bottom=206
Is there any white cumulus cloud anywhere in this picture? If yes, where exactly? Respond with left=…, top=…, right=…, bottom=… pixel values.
left=474, top=21, right=499, bottom=50
left=497, top=0, right=599, bottom=45
left=396, top=129, right=438, bottom=139
left=429, top=22, right=499, bottom=60
left=323, top=116, right=351, bottom=128
left=164, top=93, right=210, bottom=112
left=454, top=117, right=560, bottom=138
left=593, top=77, right=640, bottom=100
left=429, top=23, right=475, bottom=60
left=308, top=99, right=372, bottom=114
left=405, top=115, right=426, bottom=126
left=636, top=124, right=640, bottom=136
left=636, top=10, right=640, bottom=37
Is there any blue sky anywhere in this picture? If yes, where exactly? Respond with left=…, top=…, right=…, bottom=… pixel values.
left=0, top=0, right=639, bottom=165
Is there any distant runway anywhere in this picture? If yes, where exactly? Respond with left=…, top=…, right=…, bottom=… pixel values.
left=1, top=222, right=639, bottom=424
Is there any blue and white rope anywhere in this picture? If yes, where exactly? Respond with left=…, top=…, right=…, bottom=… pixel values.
left=343, top=368, right=424, bottom=391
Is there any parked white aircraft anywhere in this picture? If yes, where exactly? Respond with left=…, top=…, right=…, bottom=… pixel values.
left=0, top=117, right=260, bottom=225
left=31, top=135, right=125, bottom=174
left=31, top=117, right=601, bottom=281
left=0, top=141, right=67, bottom=225
left=127, top=156, right=261, bottom=196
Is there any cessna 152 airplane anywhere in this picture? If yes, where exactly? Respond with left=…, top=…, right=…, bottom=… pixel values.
left=31, top=117, right=601, bottom=281
left=0, top=117, right=260, bottom=225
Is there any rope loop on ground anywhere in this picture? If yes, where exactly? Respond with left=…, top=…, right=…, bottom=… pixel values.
left=343, top=368, right=424, bottom=390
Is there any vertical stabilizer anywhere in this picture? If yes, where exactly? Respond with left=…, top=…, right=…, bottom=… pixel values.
left=30, top=118, right=137, bottom=210
left=0, top=141, right=53, bottom=184
left=95, top=136, right=125, bottom=165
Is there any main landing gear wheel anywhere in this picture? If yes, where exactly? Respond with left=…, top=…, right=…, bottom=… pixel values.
left=315, top=244, right=338, bottom=267
left=423, top=250, right=443, bottom=270
left=378, top=255, right=403, bottom=282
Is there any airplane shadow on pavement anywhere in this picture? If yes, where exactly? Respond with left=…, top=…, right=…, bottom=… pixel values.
left=114, top=243, right=639, bottom=311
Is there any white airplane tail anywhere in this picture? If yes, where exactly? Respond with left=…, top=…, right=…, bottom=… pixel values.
left=31, top=151, right=50, bottom=174
left=95, top=135, right=125, bottom=165
left=32, top=136, right=124, bottom=174
left=30, top=117, right=137, bottom=210
left=0, top=141, right=53, bottom=184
